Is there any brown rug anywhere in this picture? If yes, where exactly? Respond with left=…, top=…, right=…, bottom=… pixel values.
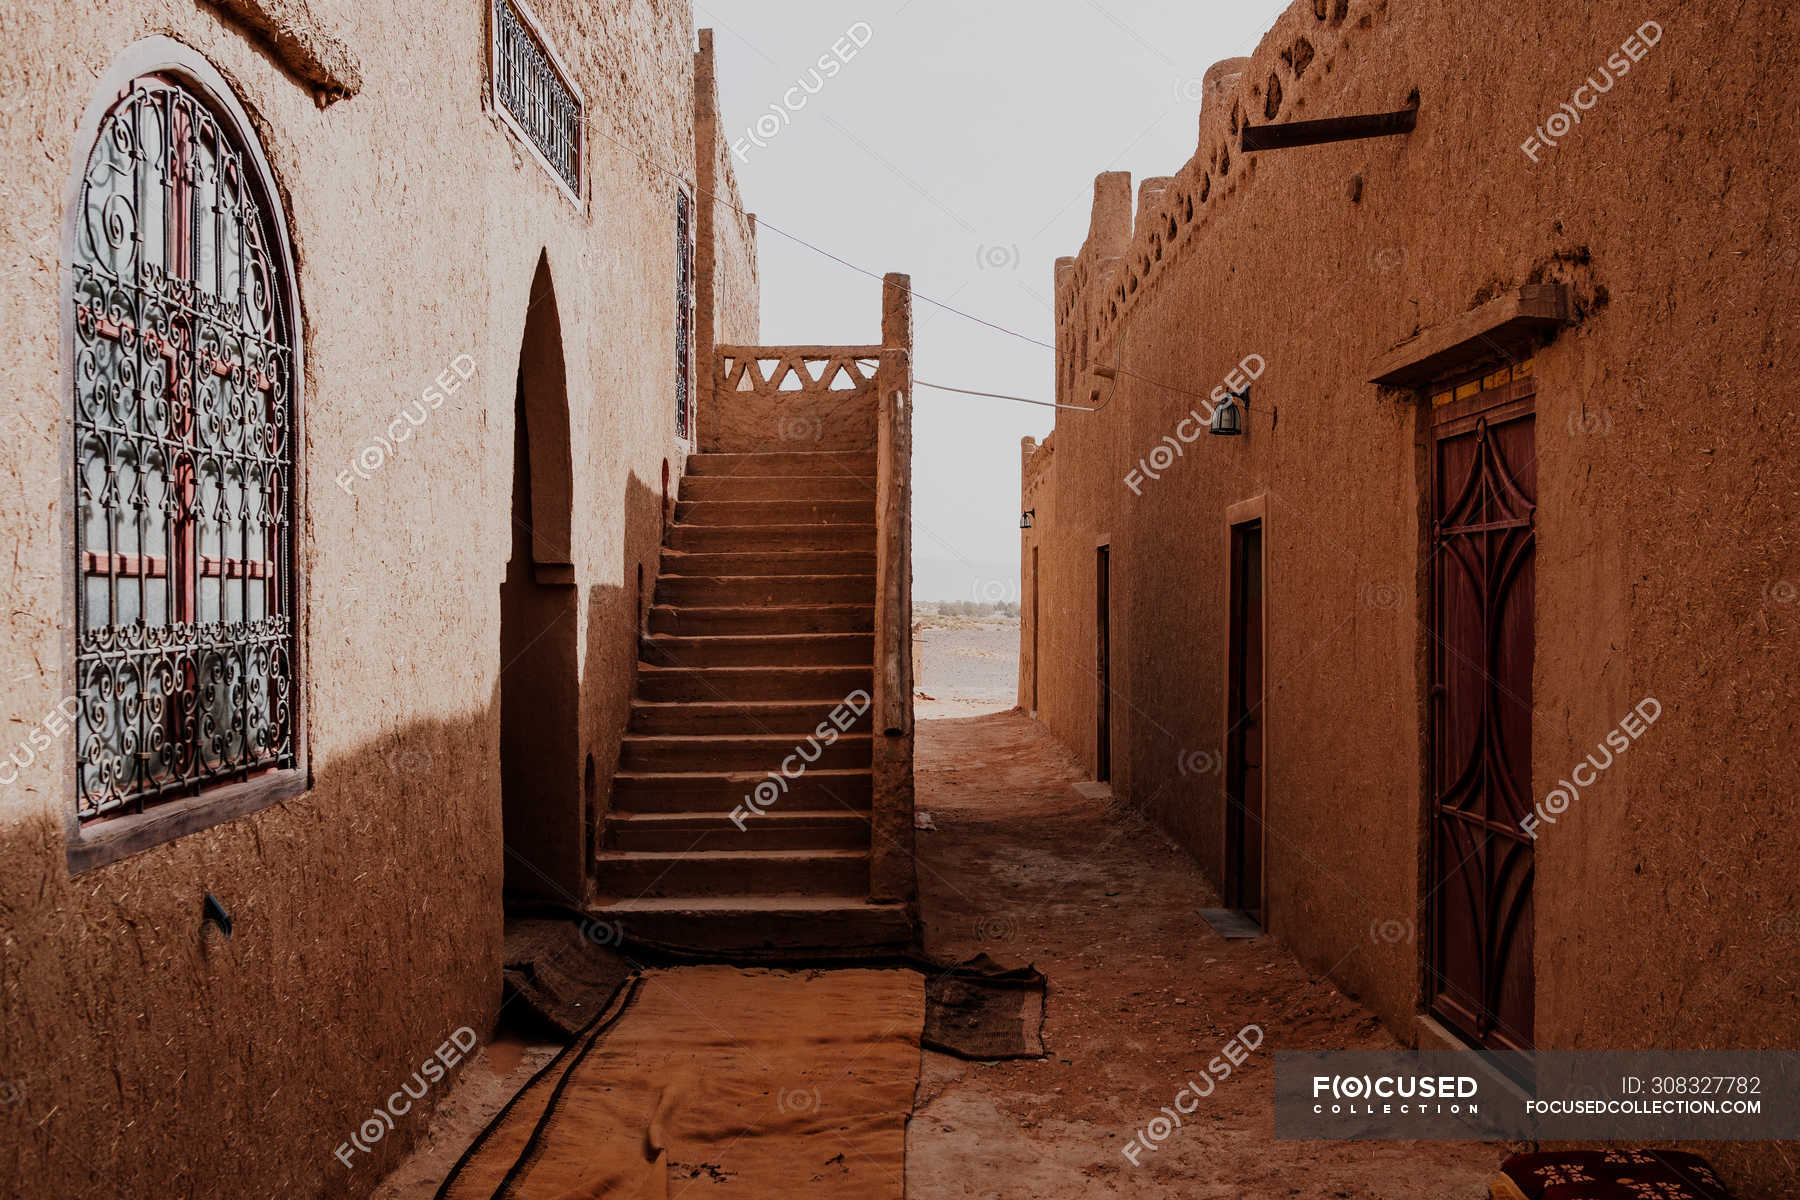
left=438, top=966, right=923, bottom=1199
left=921, top=953, right=1046, bottom=1060
left=501, top=918, right=635, bottom=1040
left=1490, top=1150, right=1735, bottom=1199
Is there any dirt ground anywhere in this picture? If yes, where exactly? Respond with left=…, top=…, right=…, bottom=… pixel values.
left=906, top=709, right=1504, bottom=1198
left=374, top=627, right=1507, bottom=1198
left=369, top=1036, right=559, bottom=1200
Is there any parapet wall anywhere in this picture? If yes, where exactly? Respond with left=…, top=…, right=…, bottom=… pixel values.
left=706, top=346, right=882, bottom=452
left=1052, top=4, right=1396, bottom=396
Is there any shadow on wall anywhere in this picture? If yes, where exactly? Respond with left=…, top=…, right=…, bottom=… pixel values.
left=0, top=242, right=683, bottom=1196
left=580, top=469, right=664, bottom=887
left=493, top=474, right=662, bottom=905
left=499, top=251, right=664, bottom=909
left=2, top=443, right=667, bottom=1197
left=0, top=705, right=505, bottom=1195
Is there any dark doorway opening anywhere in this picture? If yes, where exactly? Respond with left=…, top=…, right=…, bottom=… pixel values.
left=1095, top=544, right=1110, bottom=782
left=1426, top=367, right=1537, bottom=1054
left=500, top=256, right=581, bottom=902
left=1030, top=546, right=1040, bottom=714
left=1225, top=519, right=1265, bottom=923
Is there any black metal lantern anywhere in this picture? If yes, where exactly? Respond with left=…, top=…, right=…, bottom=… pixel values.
left=1020, top=509, right=1035, bottom=529
left=1210, top=386, right=1248, bottom=436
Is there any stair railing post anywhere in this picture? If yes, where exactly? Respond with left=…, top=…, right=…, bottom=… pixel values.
left=870, top=273, right=915, bottom=905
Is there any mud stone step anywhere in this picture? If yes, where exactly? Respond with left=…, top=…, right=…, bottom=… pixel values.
left=618, top=733, right=872, bottom=773
left=685, top=451, right=876, bottom=477
left=655, top=574, right=875, bottom=607
left=605, top=810, right=871, bottom=853
left=667, top=524, right=875, bottom=553
left=634, top=664, right=872, bottom=703
left=629, top=699, right=875, bottom=736
left=640, top=633, right=873, bottom=668
left=674, top=499, right=875, bottom=527
left=680, top=475, right=872, bottom=502
left=609, top=769, right=873, bottom=814
left=591, top=848, right=869, bottom=898
left=647, top=604, right=874, bottom=637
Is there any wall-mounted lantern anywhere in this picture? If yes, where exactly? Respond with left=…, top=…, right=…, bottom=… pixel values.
left=1210, top=386, right=1248, bottom=436
left=1020, top=509, right=1035, bottom=529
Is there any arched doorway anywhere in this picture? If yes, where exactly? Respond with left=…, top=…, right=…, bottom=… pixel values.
left=500, top=253, right=581, bottom=900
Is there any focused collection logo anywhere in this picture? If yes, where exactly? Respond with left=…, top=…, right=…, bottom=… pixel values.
left=1310, top=1073, right=1481, bottom=1117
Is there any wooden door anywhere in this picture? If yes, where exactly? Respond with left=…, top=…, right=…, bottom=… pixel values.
left=1225, top=520, right=1265, bottom=921
left=1095, top=545, right=1110, bottom=782
left=1426, top=367, right=1537, bottom=1053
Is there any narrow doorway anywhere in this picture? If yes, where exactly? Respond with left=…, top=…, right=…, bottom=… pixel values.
left=1426, top=365, right=1537, bottom=1054
left=1095, top=544, right=1110, bottom=782
left=1030, top=546, right=1040, bottom=714
left=499, top=256, right=581, bottom=902
left=1224, top=517, right=1265, bottom=923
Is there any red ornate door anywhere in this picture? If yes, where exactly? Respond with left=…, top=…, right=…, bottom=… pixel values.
left=1426, top=365, right=1536, bottom=1053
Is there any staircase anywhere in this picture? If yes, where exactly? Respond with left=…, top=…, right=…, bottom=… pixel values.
left=589, top=446, right=912, bottom=952
left=590, top=277, right=917, bottom=953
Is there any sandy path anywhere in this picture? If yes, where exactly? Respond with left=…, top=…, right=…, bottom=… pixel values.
left=906, top=709, right=1504, bottom=1198
left=915, top=616, right=1019, bottom=720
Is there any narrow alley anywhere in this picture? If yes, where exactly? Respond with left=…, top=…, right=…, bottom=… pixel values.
left=4, top=1, right=1797, bottom=1198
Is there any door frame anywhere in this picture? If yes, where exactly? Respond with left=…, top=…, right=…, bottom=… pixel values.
left=1221, top=495, right=1269, bottom=920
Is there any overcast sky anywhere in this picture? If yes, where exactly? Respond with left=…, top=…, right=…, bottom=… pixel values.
left=697, top=0, right=1292, bottom=601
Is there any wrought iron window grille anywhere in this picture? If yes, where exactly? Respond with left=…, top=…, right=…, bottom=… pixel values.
left=491, top=0, right=585, bottom=200
left=676, top=189, right=693, bottom=439
left=71, top=71, right=299, bottom=823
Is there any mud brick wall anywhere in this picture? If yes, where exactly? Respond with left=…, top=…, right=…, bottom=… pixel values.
left=1020, top=2, right=1800, bottom=1193
left=0, top=1, right=759, bottom=1196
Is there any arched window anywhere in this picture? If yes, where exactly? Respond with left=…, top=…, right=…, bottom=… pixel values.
left=70, top=60, right=298, bottom=826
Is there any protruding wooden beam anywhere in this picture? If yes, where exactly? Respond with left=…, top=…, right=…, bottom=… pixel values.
left=1240, top=106, right=1417, bottom=152
left=1367, top=285, right=1568, bottom=389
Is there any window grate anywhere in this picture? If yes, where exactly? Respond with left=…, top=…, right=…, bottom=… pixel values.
left=494, top=0, right=582, bottom=196
left=71, top=74, right=297, bottom=822
left=676, top=190, right=692, bottom=438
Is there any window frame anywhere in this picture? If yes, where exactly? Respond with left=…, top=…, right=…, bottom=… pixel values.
left=62, top=38, right=308, bottom=874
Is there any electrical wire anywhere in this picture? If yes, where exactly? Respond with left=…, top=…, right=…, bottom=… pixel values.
left=582, top=118, right=1267, bottom=422
left=916, top=380, right=1095, bottom=411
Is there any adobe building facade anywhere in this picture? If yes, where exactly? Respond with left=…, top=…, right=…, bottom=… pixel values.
left=0, top=1, right=761, bottom=1194
left=1020, top=0, right=1798, bottom=1192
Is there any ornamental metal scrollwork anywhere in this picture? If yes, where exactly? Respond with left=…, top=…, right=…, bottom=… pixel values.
left=676, top=189, right=692, bottom=438
left=72, top=73, right=296, bottom=821
left=494, top=0, right=583, bottom=195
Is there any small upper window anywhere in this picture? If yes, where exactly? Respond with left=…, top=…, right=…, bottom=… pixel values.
left=492, top=0, right=584, bottom=199
left=71, top=70, right=299, bottom=824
